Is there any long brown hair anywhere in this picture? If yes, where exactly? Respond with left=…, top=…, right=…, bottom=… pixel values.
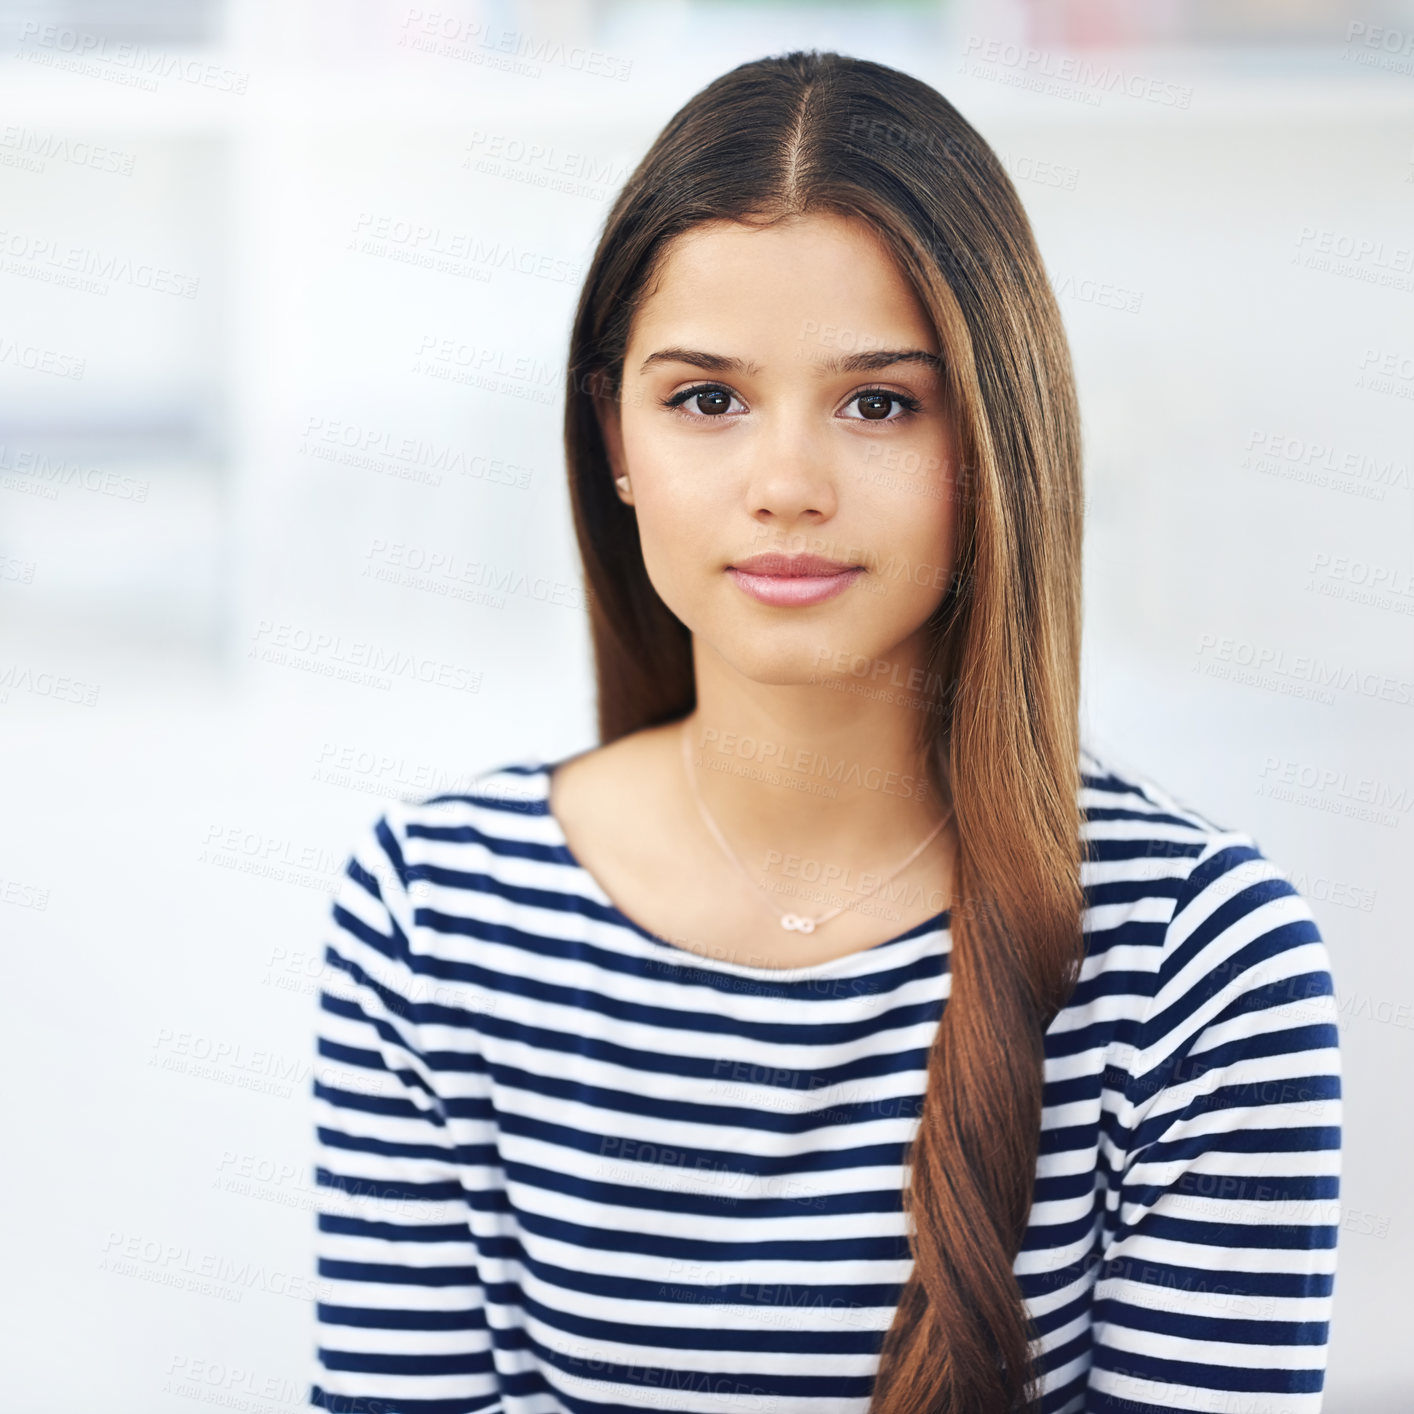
left=562, top=49, right=1087, bottom=1414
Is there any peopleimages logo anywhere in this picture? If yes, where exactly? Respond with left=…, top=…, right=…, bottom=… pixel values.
left=0, top=333, right=84, bottom=379
left=1257, top=754, right=1413, bottom=821
left=696, top=725, right=932, bottom=800
left=0, top=662, right=100, bottom=705
left=0, top=126, right=137, bottom=176
left=248, top=620, right=482, bottom=694
left=398, top=9, right=633, bottom=82
left=1194, top=633, right=1413, bottom=707
left=15, top=21, right=250, bottom=93
left=958, top=35, right=1193, bottom=108
left=0, top=227, right=200, bottom=297
left=0, top=443, right=149, bottom=500
left=349, top=211, right=588, bottom=285
left=1242, top=429, right=1410, bottom=496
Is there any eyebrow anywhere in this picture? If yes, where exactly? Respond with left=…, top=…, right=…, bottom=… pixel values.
left=637, top=347, right=944, bottom=376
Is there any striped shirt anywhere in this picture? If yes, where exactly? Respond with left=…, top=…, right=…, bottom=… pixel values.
left=311, top=744, right=1342, bottom=1414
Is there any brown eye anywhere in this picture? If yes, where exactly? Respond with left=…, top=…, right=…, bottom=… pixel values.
left=843, top=389, right=921, bottom=422
left=659, top=383, right=744, bottom=420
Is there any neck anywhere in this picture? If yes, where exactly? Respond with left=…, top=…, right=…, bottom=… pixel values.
left=682, top=633, right=951, bottom=881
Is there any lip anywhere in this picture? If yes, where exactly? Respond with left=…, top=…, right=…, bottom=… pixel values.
left=726, top=552, right=865, bottom=607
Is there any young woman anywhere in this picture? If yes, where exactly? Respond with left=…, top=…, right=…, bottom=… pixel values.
left=311, top=50, right=1342, bottom=1414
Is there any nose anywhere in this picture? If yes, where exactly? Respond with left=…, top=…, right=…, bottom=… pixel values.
left=743, top=406, right=839, bottom=526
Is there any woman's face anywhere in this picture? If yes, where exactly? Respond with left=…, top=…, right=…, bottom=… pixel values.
left=600, top=211, right=960, bottom=687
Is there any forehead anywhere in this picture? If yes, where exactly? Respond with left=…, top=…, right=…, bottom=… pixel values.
left=629, top=212, right=937, bottom=354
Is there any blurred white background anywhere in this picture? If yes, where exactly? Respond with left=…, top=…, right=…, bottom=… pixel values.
left=1, top=0, right=1411, bottom=1408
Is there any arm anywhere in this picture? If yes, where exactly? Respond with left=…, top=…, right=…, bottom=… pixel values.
left=312, top=812, right=503, bottom=1413
left=1086, top=833, right=1342, bottom=1413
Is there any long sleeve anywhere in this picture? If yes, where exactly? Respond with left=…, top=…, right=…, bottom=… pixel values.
left=1085, top=832, right=1342, bottom=1413
left=312, top=812, right=503, bottom=1413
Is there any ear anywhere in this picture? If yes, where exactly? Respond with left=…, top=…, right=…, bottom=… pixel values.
left=590, top=370, right=633, bottom=505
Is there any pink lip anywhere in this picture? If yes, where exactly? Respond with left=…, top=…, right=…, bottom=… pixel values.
left=726, top=552, right=865, bottom=607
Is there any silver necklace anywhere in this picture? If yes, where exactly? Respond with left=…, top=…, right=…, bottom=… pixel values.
left=679, top=719, right=951, bottom=933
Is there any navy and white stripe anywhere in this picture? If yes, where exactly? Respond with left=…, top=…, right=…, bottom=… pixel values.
left=310, top=744, right=1342, bottom=1414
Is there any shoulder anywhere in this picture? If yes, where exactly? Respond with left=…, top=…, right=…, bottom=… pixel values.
left=332, top=757, right=562, bottom=911
left=1078, top=740, right=1338, bottom=1082
left=547, top=722, right=679, bottom=841
left=1077, top=736, right=1293, bottom=905
left=1077, top=739, right=1335, bottom=1006
left=333, top=727, right=677, bottom=913
left=1075, top=739, right=1253, bottom=958
left=1079, top=739, right=1238, bottom=855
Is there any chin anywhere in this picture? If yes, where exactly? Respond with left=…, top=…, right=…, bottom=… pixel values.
left=705, top=634, right=858, bottom=687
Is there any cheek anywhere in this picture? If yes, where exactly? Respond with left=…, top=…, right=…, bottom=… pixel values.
left=866, top=454, right=955, bottom=567
left=630, top=474, right=722, bottom=615
left=624, top=427, right=726, bottom=560
left=905, top=499, right=955, bottom=578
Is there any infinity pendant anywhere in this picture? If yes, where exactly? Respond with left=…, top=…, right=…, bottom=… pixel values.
left=780, top=913, right=816, bottom=933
